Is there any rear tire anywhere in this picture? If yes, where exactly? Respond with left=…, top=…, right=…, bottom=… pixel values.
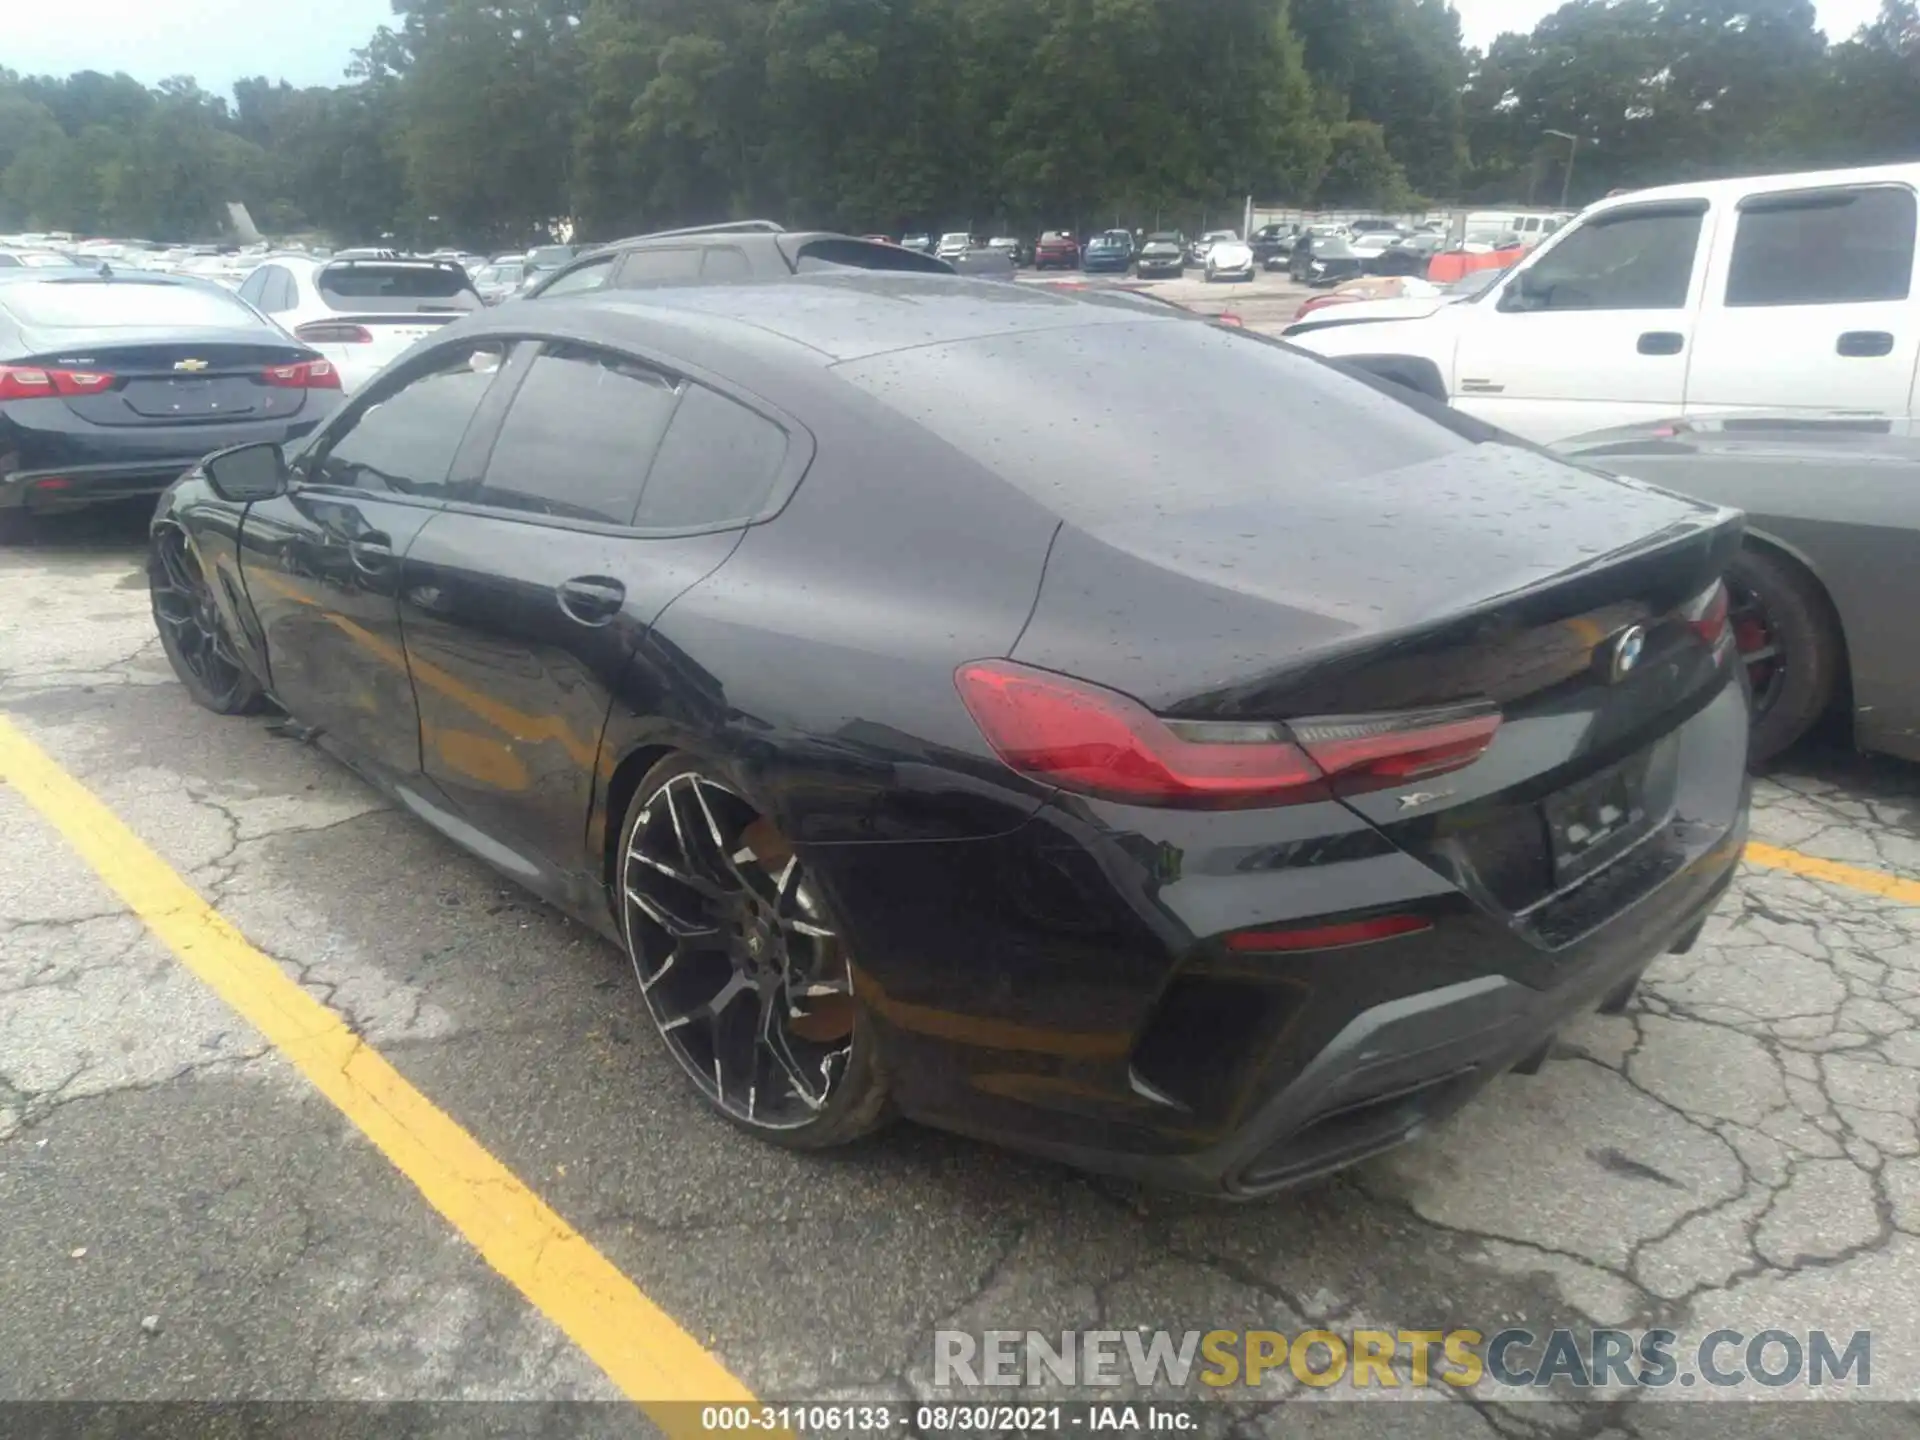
left=617, top=753, right=892, bottom=1149
left=1727, top=546, right=1840, bottom=766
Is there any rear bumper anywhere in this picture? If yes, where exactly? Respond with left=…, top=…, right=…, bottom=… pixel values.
left=1, top=461, right=191, bottom=513
left=809, top=674, right=1752, bottom=1196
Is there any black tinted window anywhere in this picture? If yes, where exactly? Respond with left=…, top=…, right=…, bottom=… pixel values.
left=838, top=322, right=1466, bottom=527
left=475, top=346, right=680, bottom=524
left=617, top=248, right=703, bottom=285
left=318, top=264, right=478, bottom=312
left=536, top=256, right=614, bottom=297
left=0, top=279, right=258, bottom=329
left=791, top=238, right=950, bottom=274
left=1727, top=186, right=1916, bottom=306
left=312, top=345, right=506, bottom=497
left=1505, top=206, right=1704, bottom=311
left=635, top=385, right=788, bottom=529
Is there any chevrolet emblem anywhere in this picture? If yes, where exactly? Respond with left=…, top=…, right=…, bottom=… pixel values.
left=173, top=358, right=210, bottom=372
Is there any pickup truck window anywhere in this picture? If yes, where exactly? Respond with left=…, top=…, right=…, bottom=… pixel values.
left=1726, top=185, right=1916, bottom=307
left=1499, top=203, right=1706, bottom=313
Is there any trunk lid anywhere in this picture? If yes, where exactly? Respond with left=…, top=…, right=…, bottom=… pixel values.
left=1011, top=444, right=1744, bottom=922
left=20, top=332, right=319, bottom=428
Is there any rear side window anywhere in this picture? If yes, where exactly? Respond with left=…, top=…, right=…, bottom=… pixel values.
left=616, top=248, right=704, bottom=285
left=836, top=321, right=1468, bottom=527
left=1502, top=204, right=1705, bottom=311
left=317, top=264, right=478, bottom=312
left=473, top=345, right=680, bottom=524
left=310, top=344, right=507, bottom=498
left=1726, top=186, right=1916, bottom=306
left=0, top=279, right=258, bottom=329
left=635, top=385, right=788, bottom=529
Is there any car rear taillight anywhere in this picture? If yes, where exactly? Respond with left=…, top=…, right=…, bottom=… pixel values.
left=1286, top=706, right=1502, bottom=797
left=1684, top=578, right=1731, bottom=647
left=955, top=661, right=1326, bottom=809
left=295, top=322, right=374, bottom=344
left=263, top=359, right=342, bottom=390
left=956, top=661, right=1504, bottom=810
left=0, top=364, right=116, bottom=398
left=1226, top=913, right=1433, bottom=953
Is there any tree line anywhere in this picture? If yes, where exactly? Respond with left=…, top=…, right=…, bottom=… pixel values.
left=2, top=0, right=1917, bottom=248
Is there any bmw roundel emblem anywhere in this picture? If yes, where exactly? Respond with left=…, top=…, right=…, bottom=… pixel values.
left=1606, top=625, right=1647, bottom=684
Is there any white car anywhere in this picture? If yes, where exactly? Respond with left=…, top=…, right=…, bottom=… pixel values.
left=1191, top=229, right=1240, bottom=265
left=1287, top=159, right=1920, bottom=443
left=235, top=254, right=482, bottom=393
left=1204, top=239, right=1255, bottom=282
left=935, top=232, right=973, bottom=262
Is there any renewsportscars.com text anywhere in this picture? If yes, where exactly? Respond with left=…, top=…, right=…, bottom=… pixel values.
left=932, top=1327, right=1872, bottom=1390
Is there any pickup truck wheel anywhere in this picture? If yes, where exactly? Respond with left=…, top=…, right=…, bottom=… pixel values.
left=1727, top=546, right=1840, bottom=765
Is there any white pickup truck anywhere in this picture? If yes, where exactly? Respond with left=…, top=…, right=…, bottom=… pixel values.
left=1286, top=161, right=1920, bottom=444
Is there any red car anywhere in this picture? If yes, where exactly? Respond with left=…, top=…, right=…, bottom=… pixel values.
left=1033, top=231, right=1080, bottom=270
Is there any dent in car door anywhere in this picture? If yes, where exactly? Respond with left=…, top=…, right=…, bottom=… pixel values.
left=1447, top=201, right=1713, bottom=444
left=239, top=341, right=511, bottom=780
left=1686, top=184, right=1920, bottom=421
left=397, top=344, right=779, bottom=885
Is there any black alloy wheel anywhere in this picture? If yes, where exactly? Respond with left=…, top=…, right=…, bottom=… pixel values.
left=618, top=757, right=888, bottom=1144
left=149, top=527, right=268, bottom=715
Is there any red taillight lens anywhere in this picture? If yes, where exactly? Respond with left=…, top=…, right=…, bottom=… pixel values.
left=1217, top=312, right=1244, bottom=328
left=294, top=322, right=373, bottom=344
left=1287, top=706, right=1502, bottom=797
left=0, top=364, right=116, bottom=399
left=1227, top=913, right=1433, bottom=953
left=264, top=359, right=341, bottom=390
left=955, top=660, right=1326, bottom=809
left=1684, top=578, right=1730, bottom=647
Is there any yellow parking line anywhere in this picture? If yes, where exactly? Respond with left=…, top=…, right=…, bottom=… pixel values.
left=0, top=715, right=759, bottom=1435
left=1744, top=840, right=1920, bottom=906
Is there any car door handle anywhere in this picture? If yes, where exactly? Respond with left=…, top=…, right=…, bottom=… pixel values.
left=1637, top=331, right=1684, bottom=356
left=1838, top=331, right=1895, bottom=357
left=556, top=575, right=626, bottom=627
left=347, top=534, right=393, bottom=572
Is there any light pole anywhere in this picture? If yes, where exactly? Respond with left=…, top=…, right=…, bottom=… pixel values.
left=1543, top=130, right=1580, bottom=209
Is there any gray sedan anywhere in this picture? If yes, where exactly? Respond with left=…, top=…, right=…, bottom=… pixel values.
left=1558, top=417, right=1920, bottom=765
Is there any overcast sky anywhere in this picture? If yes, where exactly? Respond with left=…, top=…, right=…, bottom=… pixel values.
left=0, top=0, right=1896, bottom=95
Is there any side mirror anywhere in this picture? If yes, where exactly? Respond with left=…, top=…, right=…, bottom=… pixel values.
left=202, top=441, right=288, bottom=502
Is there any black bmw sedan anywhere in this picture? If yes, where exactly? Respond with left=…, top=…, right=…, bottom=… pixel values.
left=0, top=269, right=342, bottom=540
left=148, top=274, right=1751, bottom=1196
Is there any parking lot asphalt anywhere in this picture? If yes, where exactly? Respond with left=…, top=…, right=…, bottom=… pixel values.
left=4, top=505, right=1920, bottom=1434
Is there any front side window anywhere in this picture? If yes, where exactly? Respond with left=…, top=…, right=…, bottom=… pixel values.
left=535, top=256, right=615, bottom=297
left=616, top=247, right=703, bottom=285
left=308, top=344, right=507, bottom=497
left=1726, top=186, right=1916, bottom=307
left=1501, top=204, right=1706, bottom=312
left=473, top=345, right=681, bottom=524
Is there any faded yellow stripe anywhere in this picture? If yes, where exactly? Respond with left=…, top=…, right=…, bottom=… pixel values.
left=0, top=715, right=761, bottom=1432
left=1744, top=840, right=1920, bottom=907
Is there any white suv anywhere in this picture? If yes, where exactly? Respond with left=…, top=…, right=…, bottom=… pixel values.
left=1286, top=161, right=1920, bottom=444
left=237, top=256, right=482, bottom=393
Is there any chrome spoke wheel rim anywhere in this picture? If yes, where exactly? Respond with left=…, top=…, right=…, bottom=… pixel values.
left=622, top=773, right=854, bottom=1130
left=151, top=530, right=246, bottom=704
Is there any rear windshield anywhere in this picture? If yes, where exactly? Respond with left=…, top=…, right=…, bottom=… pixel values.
left=837, top=322, right=1469, bottom=525
left=318, top=264, right=479, bottom=312
left=0, top=279, right=258, bottom=329
left=790, top=238, right=951, bottom=275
